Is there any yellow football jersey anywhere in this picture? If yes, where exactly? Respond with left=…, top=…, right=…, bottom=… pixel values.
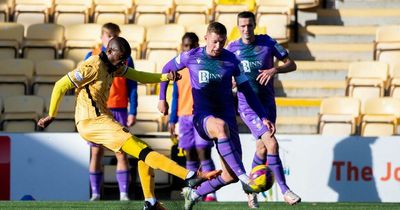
left=67, top=55, right=127, bottom=122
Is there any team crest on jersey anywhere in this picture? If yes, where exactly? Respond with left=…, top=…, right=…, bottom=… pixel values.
left=74, top=70, right=83, bottom=82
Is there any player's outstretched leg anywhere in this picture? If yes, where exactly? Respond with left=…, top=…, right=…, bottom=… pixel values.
left=262, top=133, right=301, bottom=205
left=121, top=135, right=221, bottom=187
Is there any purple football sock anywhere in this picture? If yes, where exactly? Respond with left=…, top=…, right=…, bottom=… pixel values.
left=186, top=160, right=200, bottom=172
left=89, top=171, right=103, bottom=195
left=116, top=170, right=129, bottom=193
left=252, top=153, right=266, bottom=169
left=216, top=138, right=245, bottom=177
left=195, top=175, right=227, bottom=196
left=201, top=159, right=215, bottom=172
left=267, top=154, right=289, bottom=194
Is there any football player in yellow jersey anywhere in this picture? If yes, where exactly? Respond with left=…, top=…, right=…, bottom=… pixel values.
left=37, top=37, right=221, bottom=210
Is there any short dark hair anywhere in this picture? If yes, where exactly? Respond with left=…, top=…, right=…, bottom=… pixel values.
left=207, top=22, right=227, bottom=36
left=102, top=22, right=121, bottom=37
left=237, top=11, right=256, bottom=25
left=182, top=32, right=199, bottom=43
left=109, top=36, right=131, bottom=60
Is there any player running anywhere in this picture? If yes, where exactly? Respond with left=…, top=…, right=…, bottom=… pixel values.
left=226, top=11, right=301, bottom=208
left=168, top=32, right=217, bottom=202
left=158, top=22, right=275, bottom=210
left=37, top=37, right=221, bottom=210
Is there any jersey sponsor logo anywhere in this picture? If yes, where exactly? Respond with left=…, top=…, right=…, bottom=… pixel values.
left=198, top=70, right=222, bottom=83
left=240, top=60, right=263, bottom=73
left=74, top=70, right=83, bottom=82
left=274, top=43, right=287, bottom=57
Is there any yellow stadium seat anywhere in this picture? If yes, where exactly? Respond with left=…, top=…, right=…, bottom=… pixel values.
left=361, top=97, right=400, bottom=136
left=54, top=0, right=92, bottom=26
left=22, top=24, right=64, bottom=62
left=43, top=95, right=76, bottom=132
left=63, top=24, right=102, bottom=64
left=147, top=50, right=178, bottom=73
left=319, top=97, right=360, bottom=135
left=130, top=95, right=164, bottom=134
left=389, top=63, right=400, bottom=98
left=32, top=59, right=75, bottom=98
left=134, top=0, right=173, bottom=26
left=119, top=24, right=145, bottom=59
left=374, top=25, right=400, bottom=61
left=1, top=95, right=44, bottom=132
left=346, top=61, right=389, bottom=103
left=134, top=59, right=157, bottom=95
left=0, top=59, right=34, bottom=98
left=186, top=24, right=208, bottom=46
left=94, top=0, right=133, bottom=25
left=174, top=0, right=213, bottom=27
left=294, top=0, right=320, bottom=9
left=0, top=22, right=24, bottom=58
left=0, top=0, right=12, bottom=22
left=14, top=0, right=52, bottom=31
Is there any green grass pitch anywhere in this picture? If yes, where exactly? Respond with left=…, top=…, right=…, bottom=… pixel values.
left=0, top=201, right=399, bottom=210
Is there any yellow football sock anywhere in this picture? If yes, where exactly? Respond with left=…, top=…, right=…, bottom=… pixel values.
left=138, top=160, right=155, bottom=199
left=121, top=136, right=189, bottom=181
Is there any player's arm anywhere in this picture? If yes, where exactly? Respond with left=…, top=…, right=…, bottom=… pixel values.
left=159, top=53, right=187, bottom=115
left=37, top=75, right=75, bottom=128
left=127, top=79, right=137, bottom=127
left=257, top=42, right=296, bottom=86
left=121, top=66, right=180, bottom=84
left=168, top=82, right=179, bottom=136
left=235, top=74, right=276, bottom=136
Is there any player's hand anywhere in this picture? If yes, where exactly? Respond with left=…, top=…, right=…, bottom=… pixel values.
left=262, top=118, right=276, bottom=137
left=168, top=123, right=176, bottom=136
left=167, top=71, right=182, bottom=81
left=257, top=68, right=278, bottom=86
left=37, top=116, right=55, bottom=128
left=158, top=100, right=169, bottom=115
left=127, top=114, right=136, bottom=127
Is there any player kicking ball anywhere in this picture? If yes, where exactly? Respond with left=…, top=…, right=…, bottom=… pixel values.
left=37, top=37, right=221, bottom=210
left=227, top=11, right=301, bottom=208
left=158, top=22, right=275, bottom=210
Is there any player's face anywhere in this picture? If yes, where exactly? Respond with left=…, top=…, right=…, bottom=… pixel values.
left=181, top=38, right=198, bottom=52
left=106, top=41, right=125, bottom=66
left=238, top=17, right=256, bottom=41
left=205, top=32, right=226, bottom=57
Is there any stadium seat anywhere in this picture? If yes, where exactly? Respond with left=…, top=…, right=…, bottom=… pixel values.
left=389, top=63, right=400, bottom=98
left=147, top=50, right=178, bottom=73
left=174, top=0, right=213, bottom=27
left=119, top=24, right=145, bottom=59
left=186, top=24, right=208, bottom=46
left=319, top=97, right=360, bottom=135
left=294, top=0, right=320, bottom=9
left=22, top=23, right=64, bottom=62
left=1, top=95, right=44, bottom=132
left=134, top=0, right=173, bottom=26
left=0, top=22, right=24, bottom=58
left=256, top=0, right=293, bottom=43
left=0, top=59, right=34, bottom=98
left=94, top=0, right=133, bottom=25
left=130, top=95, right=164, bottom=134
left=215, top=0, right=254, bottom=35
left=346, top=61, right=389, bottom=102
left=134, top=59, right=157, bottom=95
left=54, top=0, right=92, bottom=26
left=14, top=0, right=52, bottom=31
left=32, top=59, right=75, bottom=98
left=0, top=0, right=12, bottom=22
left=374, top=25, right=400, bottom=61
left=63, top=24, right=102, bottom=64
left=361, top=97, right=400, bottom=136
left=43, top=95, right=76, bottom=132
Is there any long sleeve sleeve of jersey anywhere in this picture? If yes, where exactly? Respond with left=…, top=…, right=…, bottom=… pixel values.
left=121, top=67, right=169, bottom=83
left=169, top=82, right=179, bottom=123
left=48, top=75, right=75, bottom=117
